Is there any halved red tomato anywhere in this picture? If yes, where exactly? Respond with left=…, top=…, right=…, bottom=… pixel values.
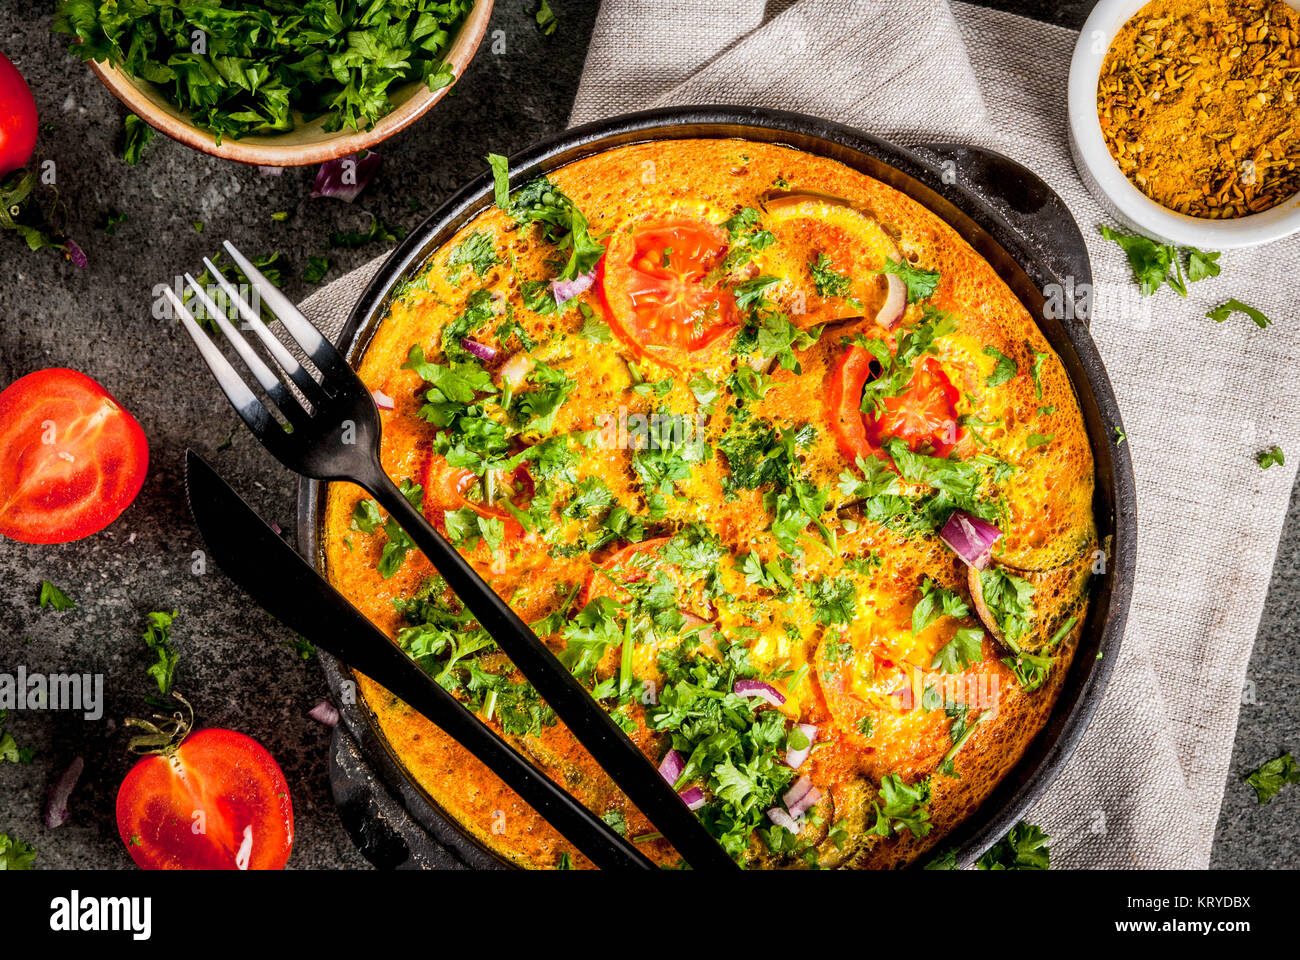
left=581, top=536, right=674, bottom=606
left=419, top=448, right=532, bottom=540
left=598, top=218, right=739, bottom=364
left=0, top=368, right=149, bottom=544
left=116, top=728, right=293, bottom=870
left=0, top=51, right=38, bottom=177
left=828, top=346, right=961, bottom=463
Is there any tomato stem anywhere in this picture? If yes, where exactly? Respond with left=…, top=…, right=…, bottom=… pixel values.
left=123, top=692, right=194, bottom=756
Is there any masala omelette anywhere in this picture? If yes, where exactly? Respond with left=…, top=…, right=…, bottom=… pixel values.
left=322, top=138, right=1098, bottom=869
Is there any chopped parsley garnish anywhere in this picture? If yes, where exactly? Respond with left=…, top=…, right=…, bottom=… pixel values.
left=57, top=1, right=474, bottom=141
left=1207, top=298, right=1273, bottom=329
left=38, top=581, right=75, bottom=611
left=1257, top=445, right=1285, bottom=470
left=302, top=255, right=330, bottom=285
left=911, top=577, right=970, bottom=634
left=1098, top=225, right=1219, bottom=297
left=978, top=567, right=1035, bottom=644
left=330, top=216, right=406, bottom=250
left=0, top=711, right=34, bottom=765
left=0, top=833, right=36, bottom=870
left=869, top=774, right=933, bottom=838
left=1026, top=432, right=1054, bottom=448
left=804, top=575, right=857, bottom=626
left=810, top=253, right=852, bottom=299
left=648, top=638, right=798, bottom=859
left=142, top=610, right=179, bottom=697
left=486, top=155, right=604, bottom=285
left=881, top=257, right=940, bottom=302
left=931, top=627, right=984, bottom=674
left=977, top=821, right=1051, bottom=870
left=445, top=230, right=501, bottom=281
left=982, top=345, right=1017, bottom=388
left=1245, top=752, right=1299, bottom=804
left=717, top=207, right=776, bottom=274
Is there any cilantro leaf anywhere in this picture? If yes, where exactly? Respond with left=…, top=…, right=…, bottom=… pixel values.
left=142, top=610, right=179, bottom=697
left=982, top=345, right=1017, bottom=388
left=1207, top=298, right=1273, bottom=329
left=39, top=581, right=75, bottom=611
left=1257, top=445, right=1285, bottom=470
left=881, top=257, right=940, bottom=302
left=1245, top=752, right=1300, bottom=804
left=977, top=821, right=1051, bottom=870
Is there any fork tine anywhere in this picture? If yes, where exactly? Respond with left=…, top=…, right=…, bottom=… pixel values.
left=166, top=287, right=289, bottom=459
left=202, top=256, right=329, bottom=405
left=184, top=274, right=309, bottom=426
left=222, top=241, right=351, bottom=379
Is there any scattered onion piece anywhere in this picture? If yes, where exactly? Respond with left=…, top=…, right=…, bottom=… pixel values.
left=658, top=748, right=685, bottom=786
left=44, top=756, right=84, bottom=829
left=65, top=239, right=87, bottom=269
left=876, top=272, right=906, bottom=328
left=550, top=268, right=596, bottom=308
left=766, top=806, right=801, bottom=833
left=257, top=165, right=283, bottom=177
left=785, top=780, right=816, bottom=811
left=460, top=338, right=498, bottom=363
left=498, top=353, right=534, bottom=390
left=270, top=521, right=283, bottom=536
left=678, top=786, right=706, bottom=811
left=308, top=701, right=339, bottom=728
left=310, top=151, right=381, bottom=202
left=734, top=679, right=786, bottom=707
left=371, top=388, right=395, bottom=411
left=786, top=722, right=818, bottom=769
left=940, top=509, right=1002, bottom=570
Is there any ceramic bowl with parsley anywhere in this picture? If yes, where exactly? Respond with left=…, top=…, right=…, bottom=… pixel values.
left=54, top=0, right=494, bottom=167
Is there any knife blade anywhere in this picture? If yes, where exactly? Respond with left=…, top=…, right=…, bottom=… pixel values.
left=183, top=448, right=655, bottom=870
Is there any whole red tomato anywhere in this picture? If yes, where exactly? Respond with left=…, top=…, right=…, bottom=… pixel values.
left=0, top=368, right=149, bottom=544
left=117, top=728, right=294, bottom=870
left=0, top=50, right=38, bottom=176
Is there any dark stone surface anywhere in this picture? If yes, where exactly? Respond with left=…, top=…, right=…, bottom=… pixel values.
left=0, top=0, right=1293, bottom=870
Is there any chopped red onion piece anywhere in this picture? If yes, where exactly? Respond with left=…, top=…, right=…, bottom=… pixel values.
left=783, top=774, right=814, bottom=811
left=371, top=388, right=396, bottom=410
left=679, top=786, right=706, bottom=811
left=786, top=722, right=818, bottom=769
left=310, top=151, right=382, bottom=203
left=64, top=239, right=87, bottom=269
left=44, top=756, right=84, bottom=828
left=876, top=272, right=907, bottom=328
left=940, top=509, right=1002, bottom=570
left=550, top=268, right=596, bottom=307
left=766, top=806, right=800, bottom=833
left=498, top=353, right=533, bottom=390
left=257, top=165, right=284, bottom=176
left=270, top=521, right=283, bottom=536
left=308, top=701, right=339, bottom=728
left=789, top=785, right=823, bottom=818
left=658, top=748, right=685, bottom=785
left=734, top=679, right=786, bottom=707
left=460, top=338, right=498, bottom=362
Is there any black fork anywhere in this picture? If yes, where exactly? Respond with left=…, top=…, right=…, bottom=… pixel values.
left=170, top=241, right=736, bottom=871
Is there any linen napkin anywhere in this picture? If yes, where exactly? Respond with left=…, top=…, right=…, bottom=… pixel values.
left=301, top=0, right=1300, bottom=868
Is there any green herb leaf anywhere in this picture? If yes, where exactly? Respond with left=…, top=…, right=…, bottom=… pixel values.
left=38, top=581, right=75, bottom=611
left=1207, top=298, right=1273, bottom=329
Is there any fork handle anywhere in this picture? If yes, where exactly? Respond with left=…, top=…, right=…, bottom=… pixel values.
left=365, top=468, right=737, bottom=872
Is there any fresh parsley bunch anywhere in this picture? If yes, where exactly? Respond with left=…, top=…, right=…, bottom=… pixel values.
left=54, top=0, right=472, bottom=142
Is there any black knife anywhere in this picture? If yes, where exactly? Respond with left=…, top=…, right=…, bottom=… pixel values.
left=183, top=449, right=656, bottom=870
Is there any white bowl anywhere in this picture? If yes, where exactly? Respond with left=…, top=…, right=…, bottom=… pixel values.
left=1068, top=0, right=1300, bottom=248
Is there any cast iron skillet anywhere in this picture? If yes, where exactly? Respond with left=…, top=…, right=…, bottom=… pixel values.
left=297, top=105, right=1137, bottom=870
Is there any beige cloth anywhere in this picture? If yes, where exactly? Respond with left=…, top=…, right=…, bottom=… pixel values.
left=302, top=0, right=1300, bottom=868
